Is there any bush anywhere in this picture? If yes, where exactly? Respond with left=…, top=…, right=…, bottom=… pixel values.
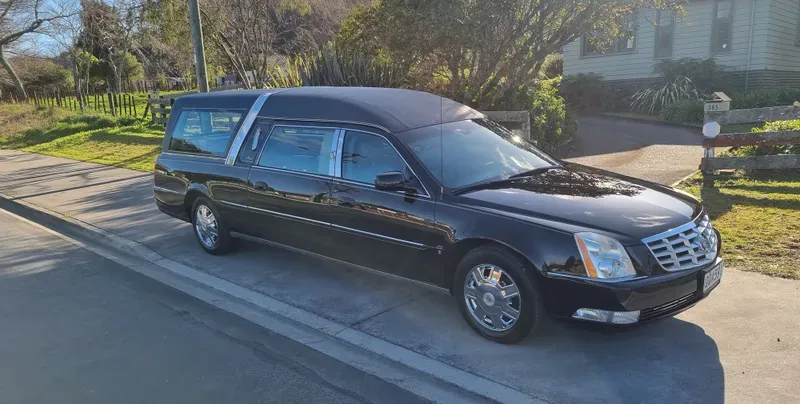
left=653, top=58, right=730, bottom=94
left=731, top=88, right=800, bottom=109
left=269, top=45, right=408, bottom=88
left=661, top=99, right=704, bottom=124
left=630, top=76, right=701, bottom=114
left=560, top=73, right=605, bottom=112
left=539, top=53, right=563, bottom=79
left=529, top=78, right=579, bottom=152
left=725, top=120, right=800, bottom=157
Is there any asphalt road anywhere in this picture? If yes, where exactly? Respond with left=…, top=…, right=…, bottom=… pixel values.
left=560, top=116, right=704, bottom=185
left=0, top=211, right=429, bottom=404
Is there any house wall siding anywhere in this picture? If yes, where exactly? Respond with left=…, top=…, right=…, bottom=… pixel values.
left=763, top=0, right=800, bottom=72
left=564, top=0, right=771, bottom=81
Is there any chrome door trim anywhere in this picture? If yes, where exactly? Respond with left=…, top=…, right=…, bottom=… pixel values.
left=330, top=129, right=344, bottom=177
left=218, top=200, right=249, bottom=209
left=248, top=205, right=330, bottom=227
left=334, top=128, right=431, bottom=198
left=153, top=186, right=185, bottom=196
left=229, top=231, right=449, bottom=294
left=332, top=178, right=431, bottom=200
left=225, top=91, right=282, bottom=166
left=330, top=223, right=429, bottom=249
left=334, top=128, right=345, bottom=178
left=160, top=151, right=226, bottom=162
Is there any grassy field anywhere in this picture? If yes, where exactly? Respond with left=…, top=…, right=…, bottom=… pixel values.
left=678, top=171, right=800, bottom=279
left=0, top=104, right=163, bottom=171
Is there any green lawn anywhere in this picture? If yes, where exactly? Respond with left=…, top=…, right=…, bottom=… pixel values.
left=0, top=104, right=164, bottom=172
left=678, top=171, right=800, bottom=279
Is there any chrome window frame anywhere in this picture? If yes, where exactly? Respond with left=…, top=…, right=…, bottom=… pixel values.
left=334, top=128, right=431, bottom=198
left=224, top=91, right=282, bottom=165
left=254, top=123, right=343, bottom=177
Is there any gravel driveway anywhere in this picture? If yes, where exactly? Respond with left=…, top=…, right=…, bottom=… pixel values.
left=558, top=116, right=703, bottom=185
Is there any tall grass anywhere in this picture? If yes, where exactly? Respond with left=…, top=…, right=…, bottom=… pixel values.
left=630, top=76, right=702, bottom=114
left=268, top=47, right=408, bottom=88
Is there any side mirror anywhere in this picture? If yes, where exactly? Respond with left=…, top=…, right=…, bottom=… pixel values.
left=374, top=171, right=407, bottom=191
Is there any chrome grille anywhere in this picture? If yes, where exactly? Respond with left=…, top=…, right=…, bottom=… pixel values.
left=642, top=214, right=718, bottom=271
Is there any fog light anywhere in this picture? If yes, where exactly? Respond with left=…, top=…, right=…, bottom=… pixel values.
left=573, top=308, right=640, bottom=324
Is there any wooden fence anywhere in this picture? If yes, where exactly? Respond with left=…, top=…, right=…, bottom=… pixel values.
left=702, top=98, right=800, bottom=173
left=27, top=90, right=140, bottom=117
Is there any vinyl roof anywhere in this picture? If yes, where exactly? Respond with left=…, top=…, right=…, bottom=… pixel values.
left=174, top=87, right=483, bottom=133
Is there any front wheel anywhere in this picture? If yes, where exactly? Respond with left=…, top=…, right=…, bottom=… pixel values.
left=191, top=197, right=234, bottom=255
left=454, top=245, right=545, bottom=344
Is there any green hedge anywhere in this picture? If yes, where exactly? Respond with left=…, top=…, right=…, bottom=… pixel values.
left=661, top=99, right=704, bottom=124
left=530, top=78, right=579, bottom=151
left=724, top=120, right=800, bottom=157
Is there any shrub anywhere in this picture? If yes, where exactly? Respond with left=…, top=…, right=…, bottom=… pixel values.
left=269, top=45, right=408, bottom=88
left=731, top=88, right=800, bottom=109
left=539, top=53, right=563, bottom=79
left=653, top=58, right=730, bottom=94
left=661, top=99, right=704, bottom=124
left=529, top=78, right=579, bottom=152
left=726, top=120, right=800, bottom=157
left=560, top=73, right=605, bottom=112
left=630, top=76, right=701, bottom=114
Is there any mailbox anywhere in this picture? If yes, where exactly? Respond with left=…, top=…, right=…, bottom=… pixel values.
left=704, top=92, right=731, bottom=112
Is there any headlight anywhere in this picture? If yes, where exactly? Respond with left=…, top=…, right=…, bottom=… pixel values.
left=574, top=232, right=636, bottom=280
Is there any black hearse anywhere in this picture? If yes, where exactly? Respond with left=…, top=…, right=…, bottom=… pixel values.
left=154, top=87, right=723, bottom=343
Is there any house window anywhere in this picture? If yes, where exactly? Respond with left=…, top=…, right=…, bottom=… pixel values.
left=654, top=10, right=675, bottom=58
left=711, top=0, right=733, bottom=53
left=582, top=13, right=637, bottom=56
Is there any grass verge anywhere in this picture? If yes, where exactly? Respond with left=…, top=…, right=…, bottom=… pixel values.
left=678, top=171, right=800, bottom=279
left=0, top=104, right=163, bottom=172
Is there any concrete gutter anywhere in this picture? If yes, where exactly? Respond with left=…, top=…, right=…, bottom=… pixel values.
left=0, top=189, right=545, bottom=404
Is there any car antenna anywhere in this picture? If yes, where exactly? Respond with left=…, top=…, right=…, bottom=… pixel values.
left=439, top=95, right=444, bottom=195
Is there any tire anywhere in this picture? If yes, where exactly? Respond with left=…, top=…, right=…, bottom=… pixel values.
left=454, top=245, right=545, bottom=344
left=191, top=196, right=235, bottom=255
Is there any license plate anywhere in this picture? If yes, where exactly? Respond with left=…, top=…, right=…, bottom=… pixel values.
left=703, top=261, right=724, bottom=294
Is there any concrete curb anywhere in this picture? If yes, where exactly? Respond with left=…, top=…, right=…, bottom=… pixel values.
left=670, top=169, right=702, bottom=188
left=0, top=191, right=545, bottom=404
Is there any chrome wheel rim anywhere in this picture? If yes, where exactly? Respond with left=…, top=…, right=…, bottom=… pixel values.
left=194, top=205, right=218, bottom=248
left=464, top=264, right=521, bottom=332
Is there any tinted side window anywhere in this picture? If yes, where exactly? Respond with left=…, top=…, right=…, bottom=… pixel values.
left=342, top=131, right=407, bottom=184
left=258, top=126, right=336, bottom=175
left=169, top=109, right=243, bottom=157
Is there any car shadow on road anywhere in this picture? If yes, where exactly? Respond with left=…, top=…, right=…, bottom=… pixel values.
left=524, top=317, right=724, bottom=404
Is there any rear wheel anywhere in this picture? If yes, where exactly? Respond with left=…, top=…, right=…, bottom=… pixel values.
left=191, top=197, right=234, bottom=255
left=454, top=245, right=545, bottom=344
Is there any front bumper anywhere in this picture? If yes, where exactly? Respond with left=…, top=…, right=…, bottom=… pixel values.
left=543, top=258, right=723, bottom=325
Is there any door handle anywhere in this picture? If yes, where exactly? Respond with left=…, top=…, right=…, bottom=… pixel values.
left=253, top=181, right=268, bottom=191
left=336, top=196, right=356, bottom=207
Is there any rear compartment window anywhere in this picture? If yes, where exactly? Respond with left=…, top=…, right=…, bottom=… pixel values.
left=257, top=126, right=336, bottom=175
left=169, top=109, right=244, bottom=157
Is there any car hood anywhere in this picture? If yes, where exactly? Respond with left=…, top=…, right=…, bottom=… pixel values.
left=456, top=163, right=703, bottom=243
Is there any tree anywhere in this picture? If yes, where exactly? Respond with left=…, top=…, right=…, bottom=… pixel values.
left=338, top=0, right=686, bottom=108
left=79, top=0, right=143, bottom=93
left=0, top=0, right=77, bottom=99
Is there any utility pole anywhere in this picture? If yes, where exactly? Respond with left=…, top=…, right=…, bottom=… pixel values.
left=188, top=0, right=209, bottom=92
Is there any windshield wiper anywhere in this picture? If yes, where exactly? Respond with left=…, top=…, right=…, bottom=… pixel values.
left=506, top=165, right=561, bottom=179
left=451, top=165, right=560, bottom=195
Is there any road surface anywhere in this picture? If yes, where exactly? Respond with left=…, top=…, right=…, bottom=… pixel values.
left=0, top=211, right=429, bottom=404
left=560, top=116, right=703, bottom=184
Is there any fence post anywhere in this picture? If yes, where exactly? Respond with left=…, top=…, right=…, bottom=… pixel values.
left=132, top=94, right=138, bottom=117
left=56, top=91, right=62, bottom=107
left=107, top=91, right=115, bottom=116
left=33, top=91, right=38, bottom=107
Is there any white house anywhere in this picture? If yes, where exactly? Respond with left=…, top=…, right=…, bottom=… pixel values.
left=563, top=0, right=800, bottom=91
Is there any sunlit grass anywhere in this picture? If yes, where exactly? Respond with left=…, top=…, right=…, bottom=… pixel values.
left=0, top=104, right=163, bottom=172
left=679, top=171, right=800, bottom=279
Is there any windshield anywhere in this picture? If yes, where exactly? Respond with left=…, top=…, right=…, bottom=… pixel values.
left=400, top=119, right=558, bottom=189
